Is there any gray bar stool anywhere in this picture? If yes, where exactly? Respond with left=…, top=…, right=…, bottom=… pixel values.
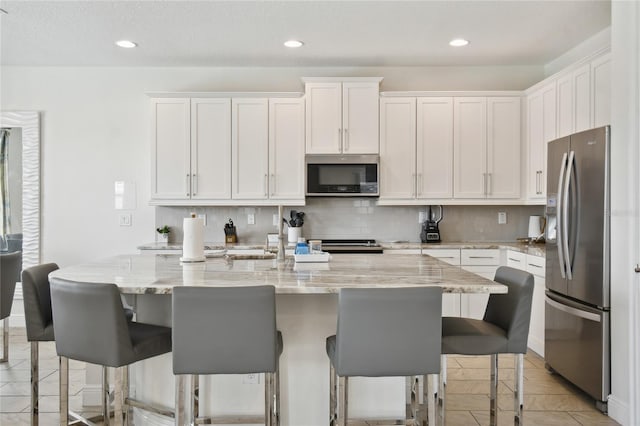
left=326, top=287, right=443, bottom=426
left=50, top=278, right=172, bottom=426
left=1, top=250, right=21, bottom=362
left=172, top=286, right=282, bottom=426
left=22, top=264, right=135, bottom=426
left=441, top=266, right=534, bottom=426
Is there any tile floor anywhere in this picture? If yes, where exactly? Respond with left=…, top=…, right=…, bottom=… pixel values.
left=0, top=328, right=620, bottom=426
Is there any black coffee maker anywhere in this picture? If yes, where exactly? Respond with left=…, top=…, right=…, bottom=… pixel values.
left=420, top=205, right=443, bottom=243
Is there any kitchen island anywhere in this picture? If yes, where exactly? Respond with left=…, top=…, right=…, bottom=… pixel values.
left=50, top=254, right=506, bottom=426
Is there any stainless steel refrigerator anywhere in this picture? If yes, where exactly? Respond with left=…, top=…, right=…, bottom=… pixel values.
left=545, top=125, right=610, bottom=412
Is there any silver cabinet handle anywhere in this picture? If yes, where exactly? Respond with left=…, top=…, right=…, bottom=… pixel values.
left=469, top=256, right=496, bottom=259
left=538, top=170, right=543, bottom=194
left=186, top=173, right=190, bottom=197
left=487, top=173, right=492, bottom=196
left=635, top=264, right=640, bottom=273
left=417, top=173, right=422, bottom=196
left=412, top=173, right=417, bottom=197
left=563, top=150, right=575, bottom=280
left=508, top=257, right=522, bottom=262
left=556, top=152, right=568, bottom=279
left=338, top=128, right=343, bottom=153
left=527, top=263, right=543, bottom=268
left=192, top=173, right=197, bottom=196
left=482, top=173, right=487, bottom=196
left=264, top=174, right=268, bottom=196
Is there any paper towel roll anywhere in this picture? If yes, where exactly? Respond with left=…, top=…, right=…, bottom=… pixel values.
left=182, top=217, right=205, bottom=262
left=528, top=216, right=543, bottom=239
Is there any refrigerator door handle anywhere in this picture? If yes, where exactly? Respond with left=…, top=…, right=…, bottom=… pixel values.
left=546, top=296, right=601, bottom=322
left=563, top=150, right=575, bottom=280
left=556, top=152, right=568, bottom=279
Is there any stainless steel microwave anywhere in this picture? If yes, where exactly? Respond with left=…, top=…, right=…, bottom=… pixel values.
left=306, top=154, right=379, bottom=197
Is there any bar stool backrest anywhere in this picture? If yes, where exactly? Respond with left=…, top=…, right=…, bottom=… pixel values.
left=172, top=285, right=277, bottom=375
left=483, top=266, right=534, bottom=354
left=1, top=251, right=21, bottom=319
left=22, top=263, right=59, bottom=341
left=50, top=278, right=134, bottom=367
left=336, top=287, right=442, bottom=377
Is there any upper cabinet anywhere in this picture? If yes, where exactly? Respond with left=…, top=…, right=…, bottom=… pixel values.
left=526, top=82, right=556, bottom=201
left=454, top=97, right=520, bottom=199
left=591, top=53, right=611, bottom=128
left=149, top=93, right=304, bottom=206
left=379, top=96, right=454, bottom=203
left=304, top=78, right=382, bottom=154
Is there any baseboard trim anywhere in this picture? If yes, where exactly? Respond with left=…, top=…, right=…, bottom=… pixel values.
left=607, top=395, right=629, bottom=425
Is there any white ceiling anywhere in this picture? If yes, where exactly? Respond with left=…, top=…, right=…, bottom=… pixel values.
left=0, top=0, right=611, bottom=67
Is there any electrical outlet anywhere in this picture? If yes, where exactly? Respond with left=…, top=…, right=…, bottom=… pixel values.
left=242, top=373, right=260, bottom=384
left=498, top=212, right=507, bottom=224
left=248, top=213, right=255, bottom=225
left=418, top=211, right=426, bottom=224
left=118, top=213, right=132, bottom=226
left=273, top=214, right=279, bottom=227
left=197, top=213, right=206, bottom=226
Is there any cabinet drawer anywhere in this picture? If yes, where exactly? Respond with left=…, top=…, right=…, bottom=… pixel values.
left=506, top=250, right=526, bottom=270
left=422, top=249, right=461, bottom=266
left=525, top=254, right=546, bottom=277
left=383, top=249, right=422, bottom=255
left=461, top=249, right=500, bottom=266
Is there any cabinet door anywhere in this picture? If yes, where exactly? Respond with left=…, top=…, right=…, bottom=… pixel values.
left=527, top=90, right=545, bottom=199
left=417, top=97, right=454, bottom=199
left=379, top=97, right=416, bottom=200
left=191, top=98, right=231, bottom=200
left=342, top=82, right=380, bottom=154
left=305, top=83, right=342, bottom=154
left=232, top=98, right=269, bottom=199
left=453, top=97, right=487, bottom=198
left=573, top=63, right=592, bottom=133
left=591, top=53, right=611, bottom=127
left=487, top=97, right=520, bottom=199
left=269, top=98, right=305, bottom=201
left=460, top=265, right=497, bottom=320
left=151, top=98, right=190, bottom=199
left=557, top=73, right=573, bottom=138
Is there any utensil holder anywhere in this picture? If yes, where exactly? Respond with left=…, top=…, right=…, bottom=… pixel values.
left=288, top=227, right=302, bottom=244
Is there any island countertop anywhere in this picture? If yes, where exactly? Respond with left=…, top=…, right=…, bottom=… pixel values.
left=49, top=253, right=507, bottom=295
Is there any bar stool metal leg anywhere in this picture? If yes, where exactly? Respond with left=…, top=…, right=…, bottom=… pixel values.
left=102, top=366, right=111, bottom=426
left=439, top=355, right=446, bottom=426
left=329, top=364, right=337, bottom=426
left=490, top=354, right=498, bottom=426
left=514, top=354, right=524, bottom=425
left=264, top=372, right=273, bottom=426
left=337, top=376, right=348, bottom=426
left=1, top=317, right=8, bottom=363
left=31, top=342, right=39, bottom=426
left=274, top=363, right=280, bottom=426
left=59, top=357, right=69, bottom=426
left=113, top=367, right=125, bottom=426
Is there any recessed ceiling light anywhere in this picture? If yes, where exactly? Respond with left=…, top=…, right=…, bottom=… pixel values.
left=449, top=38, right=469, bottom=47
left=284, top=40, right=304, bottom=48
left=115, top=40, right=137, bottom=49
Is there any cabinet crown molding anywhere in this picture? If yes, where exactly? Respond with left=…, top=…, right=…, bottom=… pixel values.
left=380, top=91, right=523, bottom=97
left=301, top=77, right=383, bottom=84
left=145, top=91, right=303, bottom=98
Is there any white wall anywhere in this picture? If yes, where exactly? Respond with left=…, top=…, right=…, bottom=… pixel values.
left=608, top=3, right=640, bottom=425
left=0, top=65, right=543, bottom=266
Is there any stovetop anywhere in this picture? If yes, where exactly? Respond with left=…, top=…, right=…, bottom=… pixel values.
left=310, top=239, right=383, bottom=253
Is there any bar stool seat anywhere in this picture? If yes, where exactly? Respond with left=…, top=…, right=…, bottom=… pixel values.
left=326, top=287, right=442, bottom=426
left=1, top=250, right=21, bottom=363
left=50, top=277, right=172, bottom=426
left=440, top=266, right=534, bottom=426
left=172, top=285, right=282, bottom=426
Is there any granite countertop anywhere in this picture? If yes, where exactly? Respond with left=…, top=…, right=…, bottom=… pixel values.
left=49, top=253, right=507, bottom=296
left=138, top=241, right=546, bottom=258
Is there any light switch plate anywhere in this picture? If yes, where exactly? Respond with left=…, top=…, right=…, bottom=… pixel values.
left=197, top=213, right=206, bottom=226
left=247, top=213, right=255, bottom=225
left=418, top=211, right=426, bottom=224
left=118, top=213, right=132, bottom=226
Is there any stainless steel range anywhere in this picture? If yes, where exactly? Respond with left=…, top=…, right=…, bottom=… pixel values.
left=314, top=239, right=383, bottom=254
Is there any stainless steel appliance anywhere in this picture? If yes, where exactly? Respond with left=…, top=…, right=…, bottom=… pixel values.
left=306, top=154, right=379, bottom=196
left=315, top=239, right=383, bottom=254
left=544, top=126, right=610, bottom=412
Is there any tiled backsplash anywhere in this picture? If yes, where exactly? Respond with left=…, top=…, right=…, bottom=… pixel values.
left=156, top=200, right=544, bottom=244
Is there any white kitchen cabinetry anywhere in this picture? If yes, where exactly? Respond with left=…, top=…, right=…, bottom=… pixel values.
left=304, top=78, right=381, bottom=154
left=232, top=98, right=269, bottom=200
left=151, top=98, right=191, bottom=200
left=557, top=63, right=593, bottom=138
left=151, top=98, right=232, bottom=201
left=379, top=97, right=416, bottom=200
left=454, top=97, right=520, bottom=199
left=379, top=97, right=453, bottom=202
left=591, top=53, right=611, bottom=128
left=268, top=98, right=305, bottom=201
left=460, top=249, right=500, bottom=320
left=526, top=82, right=556, bottom=201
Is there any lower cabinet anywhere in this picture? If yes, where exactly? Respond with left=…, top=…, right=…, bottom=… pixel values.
left=460, top=249, right=500, bottom=320
left=423, top=249, right=461, bottom=317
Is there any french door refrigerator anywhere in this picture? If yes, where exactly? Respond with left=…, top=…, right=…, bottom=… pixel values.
left=545, top=125, right=610, bottom=412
